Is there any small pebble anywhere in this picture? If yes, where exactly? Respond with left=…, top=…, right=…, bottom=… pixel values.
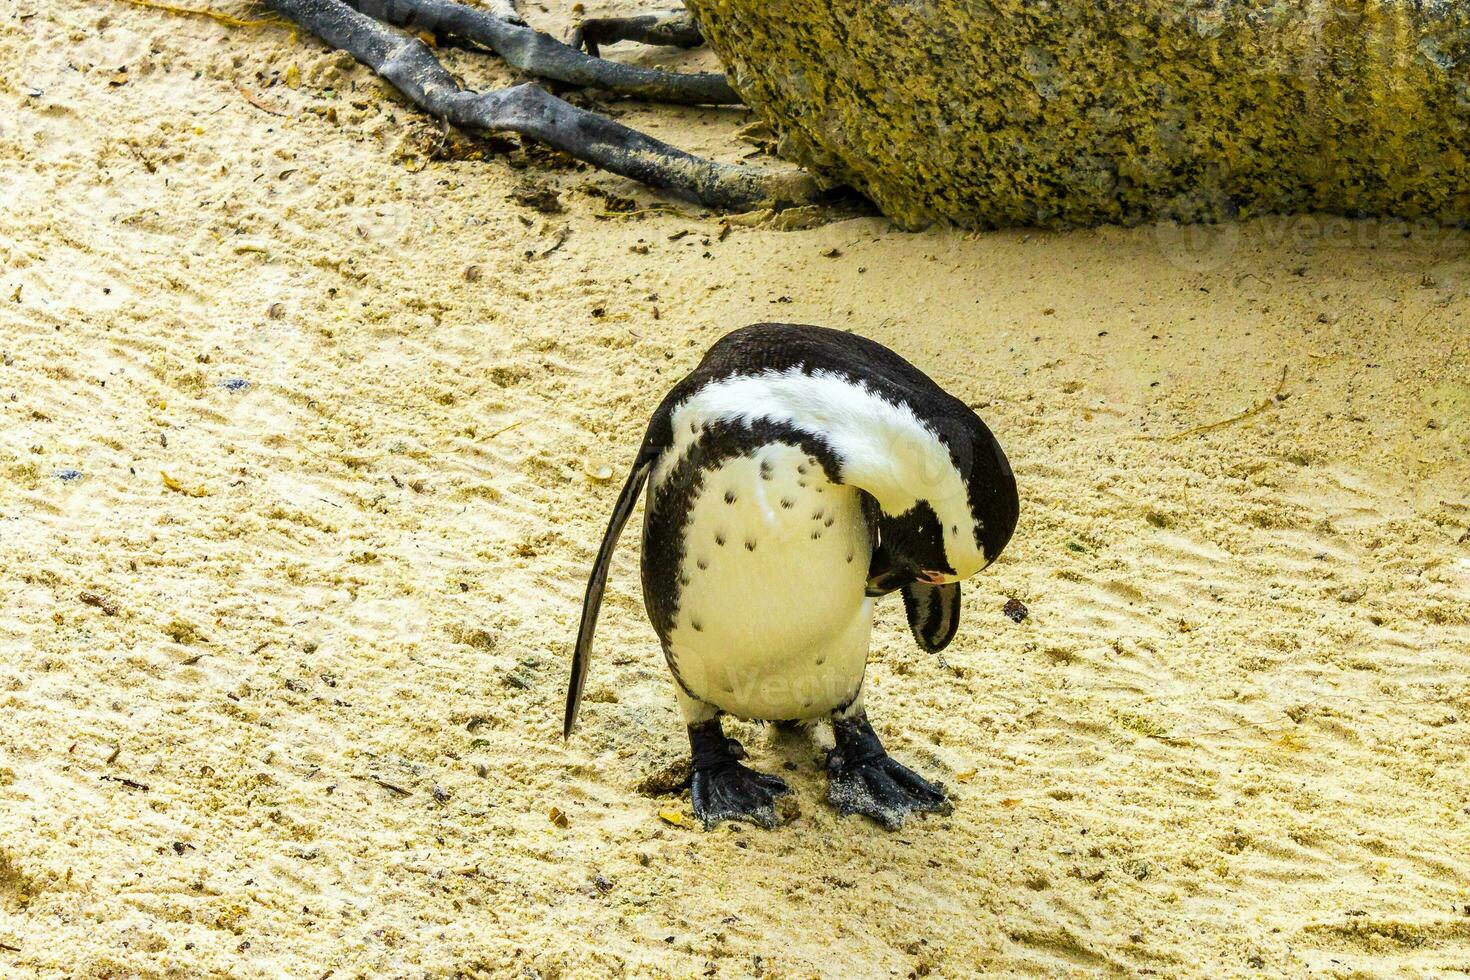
left=54, top=469, right=83, bottom=482
left=220, top=378, right=251, bottom=392
left=79, top=591, right=118, bottom=616
left=432, top=785, right=450, bottom=804
left=1003, top=598, right=1029, bottom=623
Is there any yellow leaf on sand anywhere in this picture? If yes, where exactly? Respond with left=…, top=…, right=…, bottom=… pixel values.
left=658, top=808, right=686, bottom=827
left=548, top=807, right=569, bottom=829
left=1000, top=798, right=1022, bottom=808
left=161, top=471, right=209, bottom=497
left=285, top=64, right=301, bottom=89
left=954, top=769, right=977, bottom=784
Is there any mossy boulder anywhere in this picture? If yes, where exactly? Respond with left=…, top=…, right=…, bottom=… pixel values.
left=687, top=0, right=1470, bottom=228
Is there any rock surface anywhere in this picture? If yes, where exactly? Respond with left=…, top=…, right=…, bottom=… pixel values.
left=688, top=0, right=1470, bottom=228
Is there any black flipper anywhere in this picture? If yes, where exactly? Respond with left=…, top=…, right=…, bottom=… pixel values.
left=901, top=581, right=961, bottom=653
left=563, top=453, right=654, bottom=737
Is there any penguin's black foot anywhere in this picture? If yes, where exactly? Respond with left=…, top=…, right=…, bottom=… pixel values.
left=826, top=712, right=951, bottom=831
left=827, top=755, right=950, bottom=830
left=691, top=762, right=790, bottom=829
left=686, top=718, right=790, bottom=829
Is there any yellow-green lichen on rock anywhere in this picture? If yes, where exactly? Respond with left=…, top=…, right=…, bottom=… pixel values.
left=686, top=0, right=1470, bottom=228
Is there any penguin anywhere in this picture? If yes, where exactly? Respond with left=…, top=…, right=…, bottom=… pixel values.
left=565, top=323, right=1019, bottom=830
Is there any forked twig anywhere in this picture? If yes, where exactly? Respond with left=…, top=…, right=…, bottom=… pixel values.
left=1164, top=366, right=1290, bottom=441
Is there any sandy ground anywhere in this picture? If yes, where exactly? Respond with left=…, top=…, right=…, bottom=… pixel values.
left=3, top=1, right=1470, bottom=977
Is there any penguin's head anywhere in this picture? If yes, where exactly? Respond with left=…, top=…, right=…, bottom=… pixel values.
left=864, top=408, right=1018, bottom=593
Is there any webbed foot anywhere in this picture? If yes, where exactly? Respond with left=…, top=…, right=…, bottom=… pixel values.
left=691, top=761, right=790, bottom=829
left=686, top=718, right=789, bottom=829
left=826, top=712, right=951, bottom=830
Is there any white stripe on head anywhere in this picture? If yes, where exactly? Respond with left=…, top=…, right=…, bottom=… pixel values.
left=655, top=368, right=986, bottom=576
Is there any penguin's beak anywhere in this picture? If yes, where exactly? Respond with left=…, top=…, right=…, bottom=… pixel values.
left=865, top=543, right=914, bottom=596
left=865, top=567, right=907, bottom=597
left=866, top=568, right=954, bottom=596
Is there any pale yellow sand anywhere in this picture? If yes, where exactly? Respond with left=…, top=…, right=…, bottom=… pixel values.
left=3, top=2, right=1470, bottom=977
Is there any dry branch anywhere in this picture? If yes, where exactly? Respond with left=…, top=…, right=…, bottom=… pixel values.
left=267, top=0, right=817, bottom=210
left=570, top=10, right=706, bottom=57
left=345, top=0, right=737, bottom=105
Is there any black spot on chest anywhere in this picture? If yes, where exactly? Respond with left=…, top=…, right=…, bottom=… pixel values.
left=640, top=418, right=842, bottom=640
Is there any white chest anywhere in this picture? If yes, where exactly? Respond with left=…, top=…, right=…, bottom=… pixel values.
left=658, top=443, right=874, bottom=720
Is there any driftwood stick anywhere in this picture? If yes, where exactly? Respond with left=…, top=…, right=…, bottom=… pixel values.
left=267, top=0, right=815, bottom=210
left=345, top=0, right=738, bottom=105
left=570, top=10, right=706, bottom=57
